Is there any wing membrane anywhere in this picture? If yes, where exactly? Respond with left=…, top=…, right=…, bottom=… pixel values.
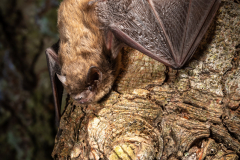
left=150, top=0, right=190, bottom=65
left=96, top=0, right=221, bottom=68
left=181, top=0, right=221, bottom=65
left=45, top=42, right=63, bottom=126
left=97, top=0, right=176, bottom=67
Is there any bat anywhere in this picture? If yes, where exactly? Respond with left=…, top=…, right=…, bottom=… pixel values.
left=45, top=0, right=221, bottom=124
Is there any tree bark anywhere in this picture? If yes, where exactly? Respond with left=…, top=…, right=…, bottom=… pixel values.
left=52, top=1, right=240, bottom=159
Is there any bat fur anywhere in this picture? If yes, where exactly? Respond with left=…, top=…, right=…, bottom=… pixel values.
left=57, top=0, right=121, bottom=103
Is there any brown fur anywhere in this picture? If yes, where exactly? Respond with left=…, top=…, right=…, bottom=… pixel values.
left=57, top=0, right=120, bottom=102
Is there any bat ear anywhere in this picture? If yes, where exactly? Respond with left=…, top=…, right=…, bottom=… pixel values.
left=56, top=74, right=67, bottom=85
left=104, top=31, right=124, bottom=59
left=87, top=66, right=102, bottom=85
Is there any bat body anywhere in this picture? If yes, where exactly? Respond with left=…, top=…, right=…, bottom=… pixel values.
left=46, top=0, right=122, bottom=125
left=57, top=0, right=121, bottom=104
left=46, top=0, right=221, bottom=124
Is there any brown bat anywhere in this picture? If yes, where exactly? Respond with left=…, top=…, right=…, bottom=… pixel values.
left=46, top=0, right=221, bottom=124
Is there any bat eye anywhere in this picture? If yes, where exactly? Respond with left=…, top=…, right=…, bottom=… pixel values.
left=88, top=86, right=93, bottom=91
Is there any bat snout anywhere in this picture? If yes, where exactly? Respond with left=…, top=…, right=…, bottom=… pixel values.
left=74, top=96, right=82, bottom=101
left=73, top=91, right=93, bottom=104
left=74, top=93, right=87, bottom=101
left=74, top=95, right=88, bottom=104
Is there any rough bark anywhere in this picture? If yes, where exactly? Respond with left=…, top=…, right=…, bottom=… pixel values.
left=52, top=1, right=240, bottom=159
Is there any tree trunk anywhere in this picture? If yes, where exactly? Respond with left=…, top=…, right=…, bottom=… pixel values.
left=52, top=1, right=240, bottom=159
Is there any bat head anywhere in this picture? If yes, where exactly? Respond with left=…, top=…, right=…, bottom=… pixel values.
left=57, top=65, right=114, bottom=104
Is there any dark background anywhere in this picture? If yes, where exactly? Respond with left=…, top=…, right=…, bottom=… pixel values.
left=0, top=0, right=61, bottom=159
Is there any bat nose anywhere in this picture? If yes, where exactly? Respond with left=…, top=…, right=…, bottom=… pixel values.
left=74, top=95, right=88, bottom=104
left=74, top=94, right=83, bottom=101
left=74, top=97, right=82, bottom=101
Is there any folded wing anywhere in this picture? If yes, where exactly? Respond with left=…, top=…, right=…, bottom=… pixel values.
left=45, top=41, right=63, bottom=126
left=96, top=0, right=221, bottom=68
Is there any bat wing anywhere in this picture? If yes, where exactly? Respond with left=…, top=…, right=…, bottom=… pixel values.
left=45, top=41, right=63, bottom=126
left=96, top=0, right=221, bottom=69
